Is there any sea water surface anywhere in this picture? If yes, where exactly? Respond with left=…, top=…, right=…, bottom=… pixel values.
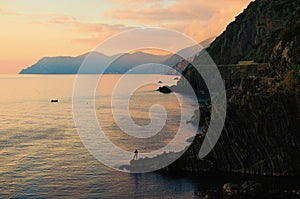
left=0, top=75, right=299, bottom=198
left=0, top=74, right=201, bottom=198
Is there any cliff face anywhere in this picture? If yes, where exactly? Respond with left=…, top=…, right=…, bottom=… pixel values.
left=168, top=0, right=300, bottom=176
left=211, top=89, right=299, bottom=176
left=169, top=68, right=300, bottom=176
left=174, top=63, right=209, bottom=97
left=207, top=0, right=300, bottom=66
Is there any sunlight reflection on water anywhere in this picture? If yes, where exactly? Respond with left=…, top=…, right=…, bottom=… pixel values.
left=0, top=75, right=199, bottom=198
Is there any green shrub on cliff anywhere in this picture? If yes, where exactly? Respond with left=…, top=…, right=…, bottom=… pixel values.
left=280, top=21, right=300, bottom=44
left=293, top=64, right=300, bottom=80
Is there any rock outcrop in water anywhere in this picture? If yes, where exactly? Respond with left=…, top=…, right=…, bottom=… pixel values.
left=156, top=86, right=173, bottom=94
left=164, top=0, right=300, bottom=176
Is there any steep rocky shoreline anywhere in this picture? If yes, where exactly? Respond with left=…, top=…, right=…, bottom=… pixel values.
left=125, top=0, right=300, bottom=179
left=166, top=80, right=300, bottom=176
left=165, top=0, right=300, bottom=177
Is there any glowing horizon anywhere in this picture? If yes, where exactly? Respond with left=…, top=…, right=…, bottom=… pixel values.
left=0, top=0, right=253, bottom=74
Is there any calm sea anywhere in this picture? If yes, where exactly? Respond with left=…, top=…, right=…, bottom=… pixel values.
left=0, top=74, right=202, bottom=198
left=0, top=75, right=298, bottom=198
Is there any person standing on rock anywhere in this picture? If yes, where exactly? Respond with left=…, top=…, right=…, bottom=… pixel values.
left=133, top=149, right=138, bottom=160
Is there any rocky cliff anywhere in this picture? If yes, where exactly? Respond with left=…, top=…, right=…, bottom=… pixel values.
left=166, top=0, right=300, bottom=176
left=168, top=73, right=300, bottom=176
left=207, top=0, right=300, bottom=66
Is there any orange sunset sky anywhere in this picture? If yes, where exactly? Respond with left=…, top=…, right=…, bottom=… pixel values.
left=0, top=0, right=252, bottom=74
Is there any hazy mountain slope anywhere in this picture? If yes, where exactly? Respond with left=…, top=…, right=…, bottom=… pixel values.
left=163, top=37, right=216, bottom=74
left=19, top=52, right=172, bottom=74
left=19, top=52, right=107, bottom=74
left=19, top=37, right=216, bottom=75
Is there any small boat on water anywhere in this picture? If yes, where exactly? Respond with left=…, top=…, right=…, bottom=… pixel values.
left=51, top=99, right=59, bottom=103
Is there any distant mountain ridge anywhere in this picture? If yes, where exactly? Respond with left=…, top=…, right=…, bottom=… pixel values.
left=19, top=52, right=174, bottom=74
left=19, top=38, right=215, bottom=74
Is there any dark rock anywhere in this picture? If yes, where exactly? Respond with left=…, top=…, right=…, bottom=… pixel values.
left=222, top=183, right=240, bottom=198
left=240, top=181, right=262, bottom=198
left=194, top=191, right=203, bottom=197
left=157, top=86, right=172, bottom=94
left=174, top=63, right=210, bottom=97
left=203, top=189, right=221, bottom=199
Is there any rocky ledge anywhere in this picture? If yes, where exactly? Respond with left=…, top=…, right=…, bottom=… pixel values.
left=195, top=180, right=300, bottom=199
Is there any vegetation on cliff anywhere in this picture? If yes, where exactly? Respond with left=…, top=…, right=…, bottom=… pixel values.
left=167, top=0, right=300, bottom=176
left=207, top=0, right=300, bottom=66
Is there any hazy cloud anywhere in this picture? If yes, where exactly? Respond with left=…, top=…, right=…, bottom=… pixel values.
left=0, top=7, right=21, bottom=15
left=106, top=1, right=214, bottom=23
left=72, top=22, right=135, bottom=44
left=0, top=0, right=252, bottom=43
left=111, top=0, right=165, bottom=7
left=107, top=0, right=252, bottom=41
left=47, top=15, right=76, bottom=24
